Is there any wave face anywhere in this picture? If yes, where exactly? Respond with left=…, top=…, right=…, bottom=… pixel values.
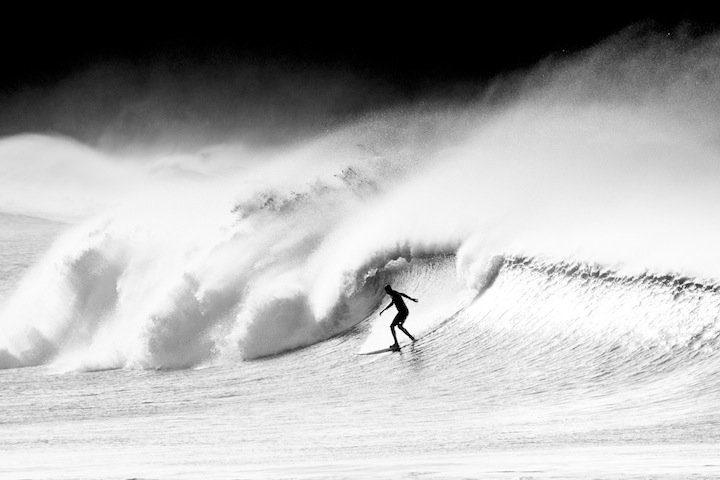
left=467, top=258, right=720, bottom=395
left=3, top=29, right=720, bottom=375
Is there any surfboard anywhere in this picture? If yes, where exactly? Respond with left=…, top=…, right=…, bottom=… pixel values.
left=357, top=343, right=412, bottom=355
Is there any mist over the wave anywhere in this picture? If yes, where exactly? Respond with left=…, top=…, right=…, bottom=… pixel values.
left=0, top=59, right=411, bottom=150
left=2, top=26, right=720, bottom=370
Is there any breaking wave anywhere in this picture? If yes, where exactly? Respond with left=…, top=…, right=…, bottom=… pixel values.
left=2, top=27, right=720, bottom=374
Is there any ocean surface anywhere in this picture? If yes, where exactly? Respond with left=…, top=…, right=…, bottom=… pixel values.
left=1, top=216, right=719, bottom=479
left=4, top=32, right=720, bottom=478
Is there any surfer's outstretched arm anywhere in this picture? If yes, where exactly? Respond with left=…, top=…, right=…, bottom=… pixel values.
left=399, top=292, right=419, bottom=302
left=379, top=301, right=393, bottom=315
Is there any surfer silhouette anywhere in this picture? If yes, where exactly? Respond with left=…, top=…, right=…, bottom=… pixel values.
left=379, top=285, right=418, bottom=351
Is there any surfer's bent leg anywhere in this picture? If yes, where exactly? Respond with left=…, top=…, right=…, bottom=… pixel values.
left=396, top=312, right=415, bottom=341
left=390, top=313, right=405, bottom=347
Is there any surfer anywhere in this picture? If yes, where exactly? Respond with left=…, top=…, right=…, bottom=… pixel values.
left=379, top=285, right=418, bottom=351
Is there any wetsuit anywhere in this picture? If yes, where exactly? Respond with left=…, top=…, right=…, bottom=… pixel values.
left=388, top=291, right=409, bottom=327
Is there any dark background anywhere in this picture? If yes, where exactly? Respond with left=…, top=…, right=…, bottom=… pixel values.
left=0, top=6, right=718, bottom=147
left=4, top=7, right=718, bottom=90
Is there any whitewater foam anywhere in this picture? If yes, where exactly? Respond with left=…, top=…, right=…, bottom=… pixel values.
left=3, top=28, right=720, bottom=371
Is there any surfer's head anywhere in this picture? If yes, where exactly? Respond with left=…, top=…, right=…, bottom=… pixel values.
left=384, top=285, right=392, bottom=294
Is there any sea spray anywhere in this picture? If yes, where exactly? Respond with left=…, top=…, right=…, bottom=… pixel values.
left=3, top=29, right=720, bottom=369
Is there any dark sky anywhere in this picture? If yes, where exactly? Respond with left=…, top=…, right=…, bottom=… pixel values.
left=0, top=7, right=718, bottom=147
left=3, top=7, right=716, bottom=91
